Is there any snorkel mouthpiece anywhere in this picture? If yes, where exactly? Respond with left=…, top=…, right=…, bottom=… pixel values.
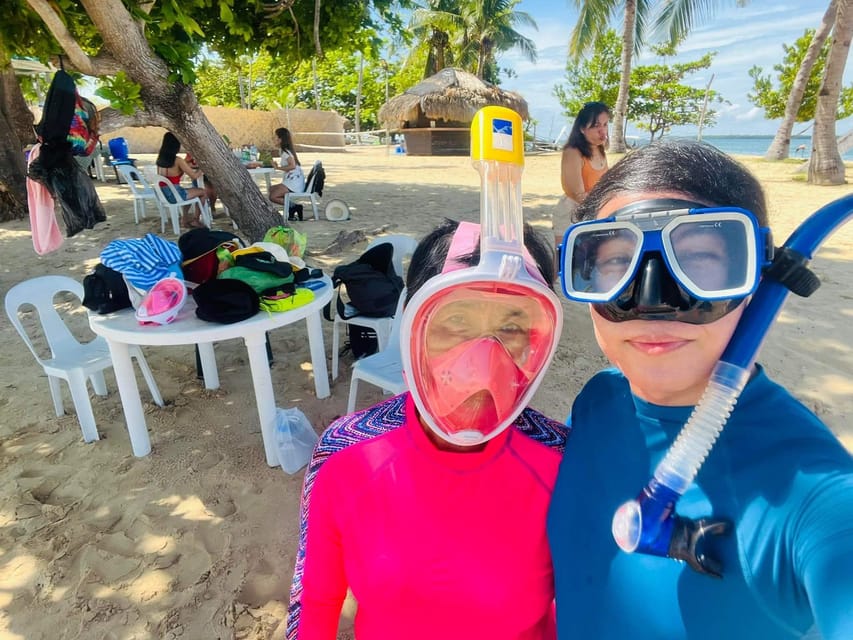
left=611, top=194, right=853, bottom=577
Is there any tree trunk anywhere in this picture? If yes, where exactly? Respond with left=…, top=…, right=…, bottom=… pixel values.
left=610, top=0, right=636, bottom=154
left=0, top=65, right=32, bottom=221
left=53, top=0, right=283, bottom=241
left=697, top=73, right=715, bottom=142
left=355, top=52, right=363, bottom=142
left=766, top=0, right=836, bottom=161
left=809, top=0, right=852, bottom=185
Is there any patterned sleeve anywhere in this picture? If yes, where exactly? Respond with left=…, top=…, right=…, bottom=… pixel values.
left=285, top=395, right=407, bottom=639
left=515, top=407, right=570, bottom=452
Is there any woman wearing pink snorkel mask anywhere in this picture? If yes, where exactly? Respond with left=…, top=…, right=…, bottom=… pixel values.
left=285, top=218, right=567, bottom=640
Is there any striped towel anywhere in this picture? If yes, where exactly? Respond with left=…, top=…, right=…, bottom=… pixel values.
left=101, top=233, right=183, bottom=291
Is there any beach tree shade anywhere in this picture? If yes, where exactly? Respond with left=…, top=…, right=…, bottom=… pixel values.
left=809, top=0, right=852, bottom=185
left=756, top=1, right=841, bottom=160
left=569, top=0, right=651, bottom=153
left=3, top=0, right=399, bottom=239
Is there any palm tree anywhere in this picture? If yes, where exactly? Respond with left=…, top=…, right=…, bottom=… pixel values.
left=409, top=0, right=465, bottom=78
left=570, top=0, right=651, bottom=153
left=764, top=0, right=837, bottom=160
left=809, top=0, right=852, bottom=185
left=458, top=0, right=537, bottom=81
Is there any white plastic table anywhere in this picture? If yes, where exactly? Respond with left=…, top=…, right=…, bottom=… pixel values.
left=89, top=277, right=332, bottom=466
left=247, top=167, right=275, bottom=194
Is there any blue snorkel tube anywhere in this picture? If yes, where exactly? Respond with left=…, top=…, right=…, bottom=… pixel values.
left=611, top=193, right=853, bottom=577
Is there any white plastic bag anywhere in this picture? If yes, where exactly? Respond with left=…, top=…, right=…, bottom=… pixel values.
left=274, top=407, right=319, bottom=474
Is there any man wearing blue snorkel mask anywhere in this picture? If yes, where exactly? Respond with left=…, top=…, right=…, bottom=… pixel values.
left=547, top=140, right=853, bottom=639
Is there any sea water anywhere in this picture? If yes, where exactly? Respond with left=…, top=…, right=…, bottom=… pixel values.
left=668, top=135, right=853, bottom=161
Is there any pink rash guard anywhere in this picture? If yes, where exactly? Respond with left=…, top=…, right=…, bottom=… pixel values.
left=296, top=393, right=561, bottom=640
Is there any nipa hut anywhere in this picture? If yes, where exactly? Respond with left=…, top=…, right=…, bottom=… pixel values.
left=378, top=68, right=529, bottom=156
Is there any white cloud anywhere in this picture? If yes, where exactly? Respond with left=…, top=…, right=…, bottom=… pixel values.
left=735, top=107, right=764, bottom=121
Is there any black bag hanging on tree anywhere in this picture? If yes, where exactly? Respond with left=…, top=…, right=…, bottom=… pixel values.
left=28, top=60, right=106, bottom=237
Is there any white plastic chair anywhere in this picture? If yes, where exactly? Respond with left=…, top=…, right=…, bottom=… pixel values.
left=283, top=159, right=323, bottom=221
left=347, top=287, right=408, bottom=413
left=331, top=234, right=419, bottom=380
left=116, top=164, right=164, bottom=224
left=152, top=175, right=212, bottom=235
left=5, top=275, right=164, bottom=443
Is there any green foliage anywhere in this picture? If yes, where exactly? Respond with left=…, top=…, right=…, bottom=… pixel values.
left=193, top=47, right=405, bottom=130
left=553, top=29, right=621, bottom=117
left=16, top=73, right=52, bottom=106
left=4, top=1, right=404, bottom=87
left=569, top=0, right=653, bottom=59
left=408, top=0, right=536, bottom=81
left=747, top=28, right=853, bottom=122
left=278, top=49, right=398, bottom=129
left=630, top=42, right=722, bottom=140
left=94, top=71, right=143, bottom=115
left=457, top=0, right=537, bottom=81
left=555, top=34, right=724, bottom=141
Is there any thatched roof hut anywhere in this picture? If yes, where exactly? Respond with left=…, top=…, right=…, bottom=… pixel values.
left=378, top=68, right=528, bottom=156
left=379, top=68, right=529, bottom=128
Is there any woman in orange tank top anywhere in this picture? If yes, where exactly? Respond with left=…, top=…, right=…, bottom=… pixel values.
left=555, top=102, right=611, bottom=248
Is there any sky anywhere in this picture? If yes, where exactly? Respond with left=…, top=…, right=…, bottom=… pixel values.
left=497, top=0, right=852, bottom=142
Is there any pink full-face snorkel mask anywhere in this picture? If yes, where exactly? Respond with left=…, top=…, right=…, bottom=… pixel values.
left=400, top=107, right=563, bottom=447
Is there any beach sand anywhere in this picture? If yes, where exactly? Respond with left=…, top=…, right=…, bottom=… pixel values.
left=1, top=146, right=851, bottom=639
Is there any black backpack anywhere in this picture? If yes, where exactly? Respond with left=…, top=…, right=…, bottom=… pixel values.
left=326, top=242, right=404, bottom=320
left=82, top=264, right=132, bottom=314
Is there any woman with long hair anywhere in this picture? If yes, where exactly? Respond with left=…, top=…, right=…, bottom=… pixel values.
left=155, top=132, right=207, bottom=229
left=554, top=101, right=611, bottom=248
left=269, top=127, right=305, bottom=209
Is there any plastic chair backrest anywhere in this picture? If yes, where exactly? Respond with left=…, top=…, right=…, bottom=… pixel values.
left=109, top=137, right=130, bottom=161
left=152, top=175, right=185, bottom=204
left=305, top=160, right=322, bottom=194
left=5, top=275, right=87, bottom=364
left=366, top=234, right=419, bottom=278
left=117, top=165, right=154, bottom=196
left=386, top=286, right=407, bottom=354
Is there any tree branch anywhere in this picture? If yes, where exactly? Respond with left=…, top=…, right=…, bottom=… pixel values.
left=98, top=106, right=171, bottom=134
left=26, top=0, right=120, bottom=76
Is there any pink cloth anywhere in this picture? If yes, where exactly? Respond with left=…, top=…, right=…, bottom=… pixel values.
left=26, top=144, right=63, bottom=255
left=298, top=394, right=560, bottom=640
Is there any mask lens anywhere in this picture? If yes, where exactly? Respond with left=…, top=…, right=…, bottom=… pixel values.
left=665, top=215, right=754, bottom=298
left=407, top=281, right=559, bottom=443
left=565, top=224, right=642, bottom=301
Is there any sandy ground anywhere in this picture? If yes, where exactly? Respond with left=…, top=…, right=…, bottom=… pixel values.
left=1, top=146, right=851, bottom=640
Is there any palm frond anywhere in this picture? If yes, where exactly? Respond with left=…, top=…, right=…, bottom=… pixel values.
left=569, top=0, right=621, bottom=59
left=653, top=0, right=749, bottom=45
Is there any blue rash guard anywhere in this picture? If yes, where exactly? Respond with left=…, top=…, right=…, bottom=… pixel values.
left=547, top=366, right=853, bottom=640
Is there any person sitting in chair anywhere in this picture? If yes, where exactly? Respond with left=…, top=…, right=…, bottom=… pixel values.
left=269, top=127, right=305, bottom=215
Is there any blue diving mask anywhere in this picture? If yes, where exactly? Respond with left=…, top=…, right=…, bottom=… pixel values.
left=559, top=198, right=774, bottom=324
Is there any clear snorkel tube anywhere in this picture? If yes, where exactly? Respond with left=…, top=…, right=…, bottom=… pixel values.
left=399, top=106, right=563, bottom=447
left=611, top=193, right=853, bottom=577
left=471, top=107, right=527, bottom=275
